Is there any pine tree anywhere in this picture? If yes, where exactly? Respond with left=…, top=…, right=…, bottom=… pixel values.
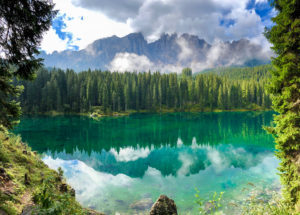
left=0, top=0, right=56, bottom=129
left=265, top=0, right=300, bottom=210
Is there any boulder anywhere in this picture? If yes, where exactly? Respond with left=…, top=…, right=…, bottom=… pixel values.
left=149, top=195, right=177, bottom=215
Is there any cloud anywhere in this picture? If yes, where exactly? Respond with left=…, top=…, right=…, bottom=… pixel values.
left=40, top=27, right=70, bottom=54
left=72, top=0, right=143, bottom=22
left=108, top=35, right=271, bottom=73
left=110, top=146, right=152, bottom=162
left=68, top=0, right=273, bottom=47
left=108, top=53, right=154, bottom=72
left=191, top=39, right=271, bottom=71
left=40, top=0, right=275, bottom=55
left=127, top=0, right=272, bottom=46
left=108, top=52, right=185, bottom=73
left=177, top=37, right=194, bottom=62
left=40, top=0, right=133, bottom=53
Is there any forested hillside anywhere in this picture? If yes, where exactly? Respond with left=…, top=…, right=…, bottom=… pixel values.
left=206, top=64, right=272, bottom=80
left=16, top=65, right=272, bottom=114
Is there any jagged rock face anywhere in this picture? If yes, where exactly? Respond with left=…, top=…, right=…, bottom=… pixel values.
left=149, top=195, right=177, bottom=215
left=40, top=32, right=268, bottom=72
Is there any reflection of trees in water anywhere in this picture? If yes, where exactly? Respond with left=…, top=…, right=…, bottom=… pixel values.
left=16, top=112, right=274, bottom=156
left=14, top=112, right=275, bottom=178
left=45, top=143, right=275, bottom=178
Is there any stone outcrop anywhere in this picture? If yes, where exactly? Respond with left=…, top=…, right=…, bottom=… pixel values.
left=149, top=195, right=177, bottom=215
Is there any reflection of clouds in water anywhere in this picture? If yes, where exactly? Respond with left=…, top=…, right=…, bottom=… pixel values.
left=177, top=138, right=183, bottom=147
left=178, top=137, right=277, bottom=175
left=250, top=156, right=279, bottom=177
left=206, top=149, right=230, bottom=173
left=43, top=156, right=133, bottom=204
left=43, top=150, right=279, bottom=214
left=110, top=145, right=152, bottom=162
left=177, top=153, right=194, bottom=176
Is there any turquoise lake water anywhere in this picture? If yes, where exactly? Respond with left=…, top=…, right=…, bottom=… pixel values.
left=14, top=112, right=279, bottom=214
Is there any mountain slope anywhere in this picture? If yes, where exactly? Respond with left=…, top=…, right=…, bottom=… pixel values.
left=40, top=33, right=270, bottom=72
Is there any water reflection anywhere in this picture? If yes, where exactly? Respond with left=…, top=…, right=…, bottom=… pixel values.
left=14, top=112, right=278, bottom=214
left=43, top=144, right=279, bottom=214
left=15, top=112, right=274, bottom=154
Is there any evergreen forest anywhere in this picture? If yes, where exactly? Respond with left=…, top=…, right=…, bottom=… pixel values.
left=16, top=65, right=272, bottom=114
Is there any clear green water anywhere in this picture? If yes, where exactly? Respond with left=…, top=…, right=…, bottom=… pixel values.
left=14, top=112, right=279, bottom=215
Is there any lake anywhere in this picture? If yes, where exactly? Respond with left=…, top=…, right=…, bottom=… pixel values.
left=14, top=112, right=279, bottom=215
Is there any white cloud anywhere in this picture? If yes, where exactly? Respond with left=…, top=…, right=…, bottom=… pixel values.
left=41, top=0, right=133, bottom=53
left=255, top=0, right=268, bottom=4
left=129, top=0, right=268, bottom=45
left=109, top=52, right=185, bottom=73
left=110, top=146, right=152, bottom=162
left=177, top=37, right=193, bottom=62
left=108, top=33, right=271, bottom=73
left=40, top=27, right=69, bottom=54
left=40, top=0, right=273, bottom=54
left=109, top=53, right=153, bottom=72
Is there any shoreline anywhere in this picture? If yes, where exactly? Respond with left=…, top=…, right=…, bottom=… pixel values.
left=21, top=108, right=273, bottom=118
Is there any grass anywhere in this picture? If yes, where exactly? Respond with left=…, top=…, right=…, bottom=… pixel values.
left=194, top=185, right=295, bottom=215
left=0, top=131, right=103, bottom=215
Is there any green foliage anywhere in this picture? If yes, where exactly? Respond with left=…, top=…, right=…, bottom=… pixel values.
left=0, top=132, right=89, bottom=214
left=0, top=0, right=57, bottom=129
left=17, top=67, right=272, bottom=114
left=33, top=177, right=84, bottom=215
left=182, top=67, right=193, bottom=77
left=264, top=0, right=300, bottom=210
left=206, top=64, right=272, bottom=81
left=241, top=187, right=294, bottom=215
left=195, top=188, right=224, bottom=215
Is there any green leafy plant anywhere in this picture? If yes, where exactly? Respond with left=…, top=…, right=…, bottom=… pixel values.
left=33, top=176, right=84, bottom=214
left=195, top=188, right=224, bottom=215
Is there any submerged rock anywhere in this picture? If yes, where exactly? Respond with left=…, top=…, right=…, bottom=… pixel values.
left=130, top=198, right=153, bottom=211
left=149, top=195, right=177, bottom=215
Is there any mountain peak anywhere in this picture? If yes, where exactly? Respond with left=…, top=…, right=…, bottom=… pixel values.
left=40, top=32, right=270, bottom=72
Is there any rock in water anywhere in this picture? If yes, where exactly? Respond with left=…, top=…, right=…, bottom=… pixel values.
left=149, top=195, right=177, bottom=215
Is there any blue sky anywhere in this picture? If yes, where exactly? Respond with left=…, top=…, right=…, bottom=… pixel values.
left=41, top=0, right=275, bottom=54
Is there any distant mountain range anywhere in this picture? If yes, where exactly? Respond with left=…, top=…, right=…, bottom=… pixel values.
left=40, top=32, right=270, bottom=72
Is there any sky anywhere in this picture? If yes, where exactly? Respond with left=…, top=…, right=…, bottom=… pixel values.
left=40, top=0, right=275, bottom=54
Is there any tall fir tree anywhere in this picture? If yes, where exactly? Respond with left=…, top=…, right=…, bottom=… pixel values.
left=265, top=0, right=300, bottom=210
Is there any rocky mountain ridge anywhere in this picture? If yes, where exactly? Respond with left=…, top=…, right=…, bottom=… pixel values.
left=40, top=32, right=270, bottom=72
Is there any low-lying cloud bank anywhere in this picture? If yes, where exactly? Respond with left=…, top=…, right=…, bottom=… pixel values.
left=109, top=36, right=271, bottom=73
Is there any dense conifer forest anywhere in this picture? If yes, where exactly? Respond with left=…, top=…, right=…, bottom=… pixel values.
left=16, top=65, right=272, bottom=114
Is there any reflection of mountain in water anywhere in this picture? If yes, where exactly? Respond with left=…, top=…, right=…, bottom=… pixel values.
left=47, top=143, right=274, bottom=178
left=14, top=112, right=275, bottom=178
